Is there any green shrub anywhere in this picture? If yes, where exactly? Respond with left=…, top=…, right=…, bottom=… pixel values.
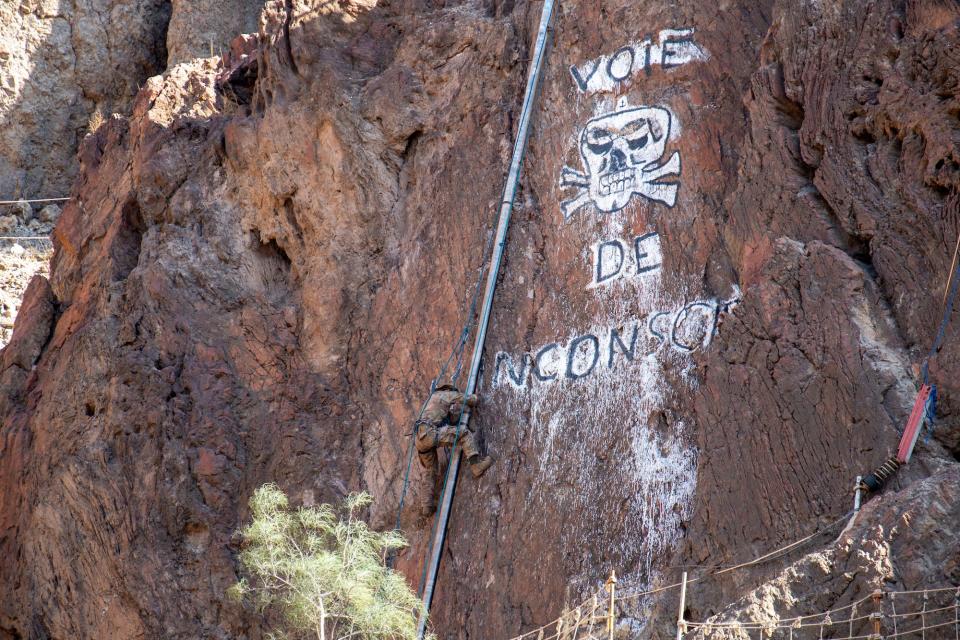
left=230, top=484, right=433, bottom=640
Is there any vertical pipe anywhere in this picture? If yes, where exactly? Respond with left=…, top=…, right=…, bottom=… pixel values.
left=607, top=570, right=617, bottom=640
left=416, top=2, right=556, bottom=637
left=838, top=475, right=863, bottom=542
left=854, top=475, right=863, bottom=513
left=872, top=590, right=883, bottom=637
left=676, top=572, right=688, bottom=640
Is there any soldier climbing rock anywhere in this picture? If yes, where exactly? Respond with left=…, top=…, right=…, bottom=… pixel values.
left=416, top=383, right=493, bottom=515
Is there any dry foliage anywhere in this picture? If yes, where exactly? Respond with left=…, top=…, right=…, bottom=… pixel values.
left=229, top=485, right=434, bottom=640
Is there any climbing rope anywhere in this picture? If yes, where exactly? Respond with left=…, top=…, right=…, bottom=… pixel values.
left=389, top=187, right=507, bottom=576
left=390, top=245, right=491, bottom=540
left=921, top=231, right=960, bottom=386
left=860, top=231, right=960, bottom=493
left=390, top=181, right=504, bottom=544
left=942, top=228, right=960, bottom=312
left=413, top=206, right=508, bottom=594
left=389, top=255, right=490, bottom=576
left=913, top=228, right=960, bottom=448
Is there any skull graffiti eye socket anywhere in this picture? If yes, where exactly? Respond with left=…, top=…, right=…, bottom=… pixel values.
left=618, top=118, right=650, bottom=136
left=584, top=128, right=613, bottom=155
left=626, top=134, right=649, bottom=150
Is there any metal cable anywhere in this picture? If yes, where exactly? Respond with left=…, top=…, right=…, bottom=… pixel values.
left=684, top=590, right=960, bottom=638
left=618, top=511, right=853, bottom=606
left=0, top=197, right=69, bottom=205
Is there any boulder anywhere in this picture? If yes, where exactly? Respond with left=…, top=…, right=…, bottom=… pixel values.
left=38, top=204, right=61, bottom=224
left=0, top=215, right=16, bottom=233
left=10, top=200, right=32, bottom=222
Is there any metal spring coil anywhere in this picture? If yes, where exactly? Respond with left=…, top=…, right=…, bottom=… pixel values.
left=861, top=457, right=902, bottom=492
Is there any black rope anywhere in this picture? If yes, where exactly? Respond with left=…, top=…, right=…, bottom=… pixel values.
left=859, top=256, right=960, bottom=495
left=922, top=260, right=960, bottom=385
left=389, top=205, right=501, bottom=565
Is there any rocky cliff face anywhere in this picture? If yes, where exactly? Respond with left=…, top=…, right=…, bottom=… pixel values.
left=0, top=0, right=170, bottom=201
left=0, top=0, right=264, bottom=203
left=1, top=0, right=958, bottom=639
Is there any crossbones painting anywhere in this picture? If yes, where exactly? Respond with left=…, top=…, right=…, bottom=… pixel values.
left=560, top=104, right=681, bottom=220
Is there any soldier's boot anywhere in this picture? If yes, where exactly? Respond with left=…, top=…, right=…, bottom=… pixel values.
left=420, top=471, right=438, bottom=516
left=469, top=454, right=493, bottom=478
left=420, top=495, right=437, bottom=517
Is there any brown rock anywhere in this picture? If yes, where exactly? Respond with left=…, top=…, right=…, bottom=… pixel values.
left=194, top=447, right=226, bottom=477
left=10, top=201, right=32, bottom=222
left=37, top=204, right=61, bottom=224
left=166, top=0, right=264, bottom=66
left=0, top=0, right=171, bottom=201
left=0, top=1, right=957, bottom=639
left=1, top=275, right=55, bottom=418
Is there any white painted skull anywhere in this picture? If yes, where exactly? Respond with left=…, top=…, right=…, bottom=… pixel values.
left=579, top=107, right=671, bottom=212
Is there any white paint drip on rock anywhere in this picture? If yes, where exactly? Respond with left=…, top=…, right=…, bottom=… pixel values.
left=489, top=205, right=713, bottom=610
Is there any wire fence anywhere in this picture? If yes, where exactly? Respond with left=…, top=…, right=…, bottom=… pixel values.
left=500, top=510, right=958, bottom=640
left=505, top=511, right=854, bottom=640
left=505, top=582, right=960, bottom=640
left=0, top=197, right=63, bottom=249
left=687, top=587, right=960, bottom=639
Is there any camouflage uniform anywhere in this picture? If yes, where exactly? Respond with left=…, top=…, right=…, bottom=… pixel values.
left=415, top=385, right=492, bottom=515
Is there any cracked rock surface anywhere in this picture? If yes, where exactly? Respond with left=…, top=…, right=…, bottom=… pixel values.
left=0, top=0, right=958, bottom=639
left=0, top=0, right=266, bottom=203
left=0, top=0, right=171, bottom=200
left=0, top=242, right=51, bottom=350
